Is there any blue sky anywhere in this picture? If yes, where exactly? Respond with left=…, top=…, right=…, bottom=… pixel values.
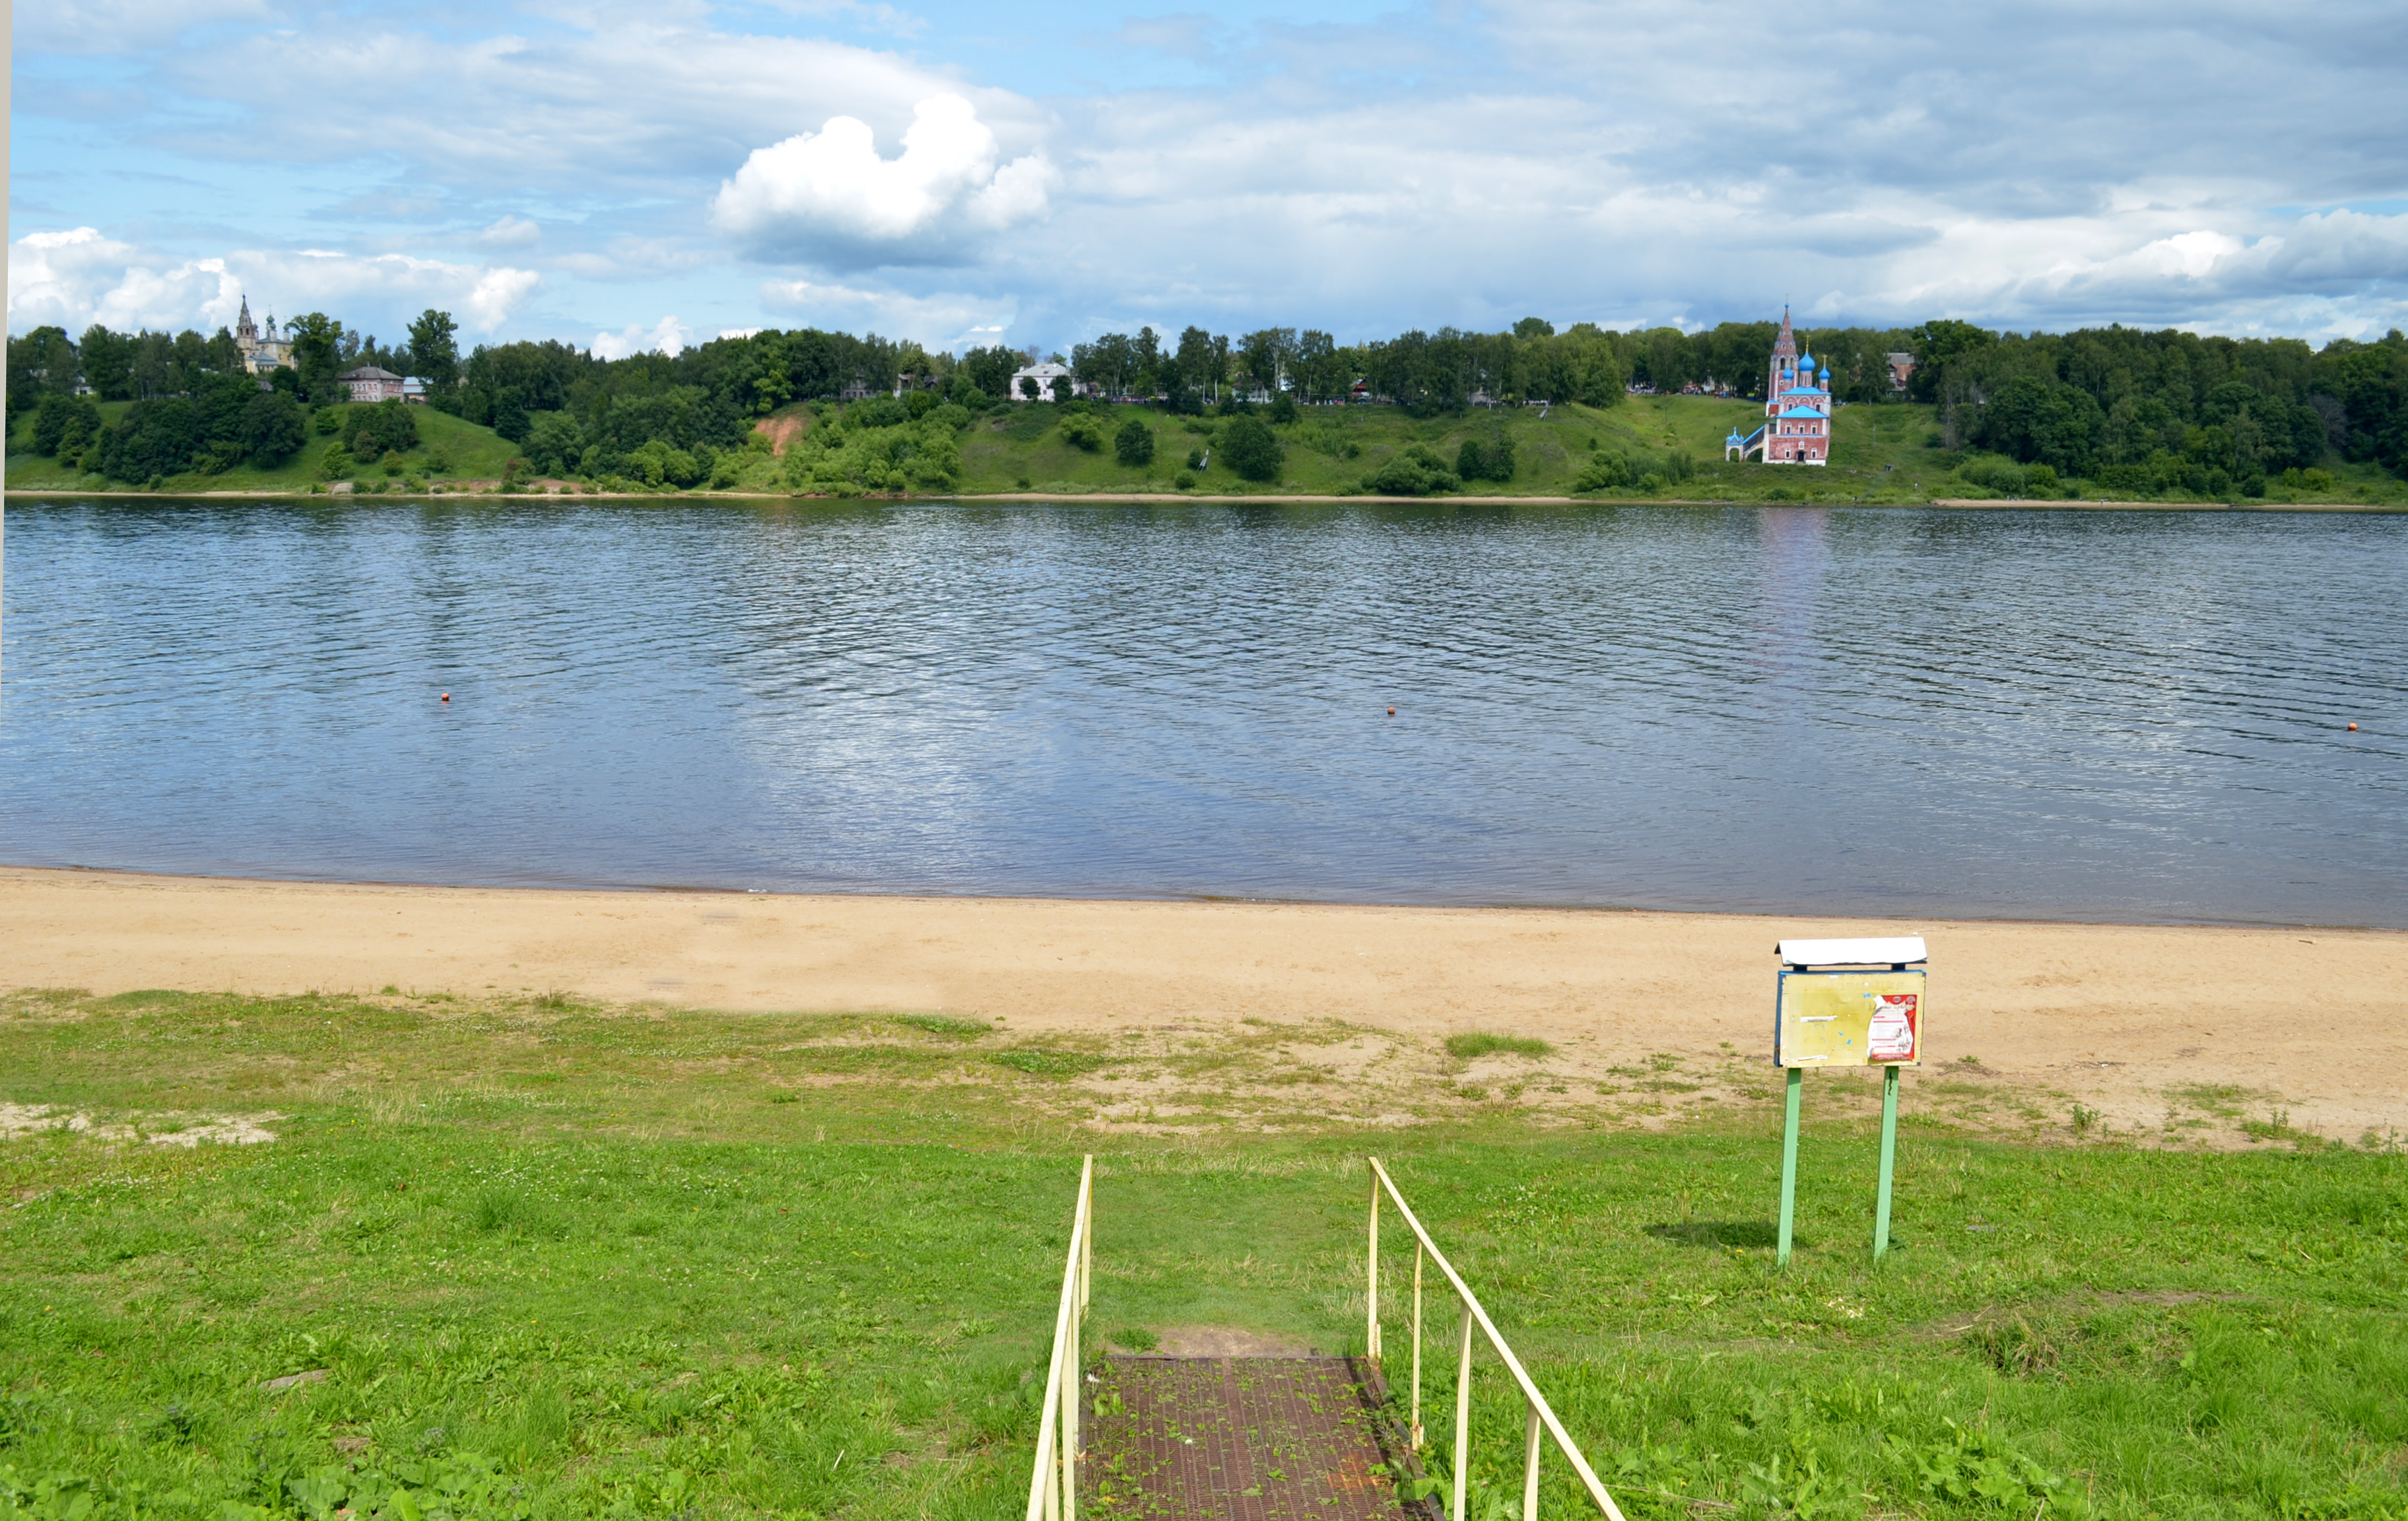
left=11, top=0, right=2408, bottom=358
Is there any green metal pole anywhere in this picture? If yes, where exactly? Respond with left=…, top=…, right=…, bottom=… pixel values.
left=1874, top=1064, right=1900, bottom=1260
left=1777, top=1066, right=1802, bottom=1267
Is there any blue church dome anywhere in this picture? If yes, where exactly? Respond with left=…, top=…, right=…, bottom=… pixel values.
left=1799, top=353, right=1816, bottom=370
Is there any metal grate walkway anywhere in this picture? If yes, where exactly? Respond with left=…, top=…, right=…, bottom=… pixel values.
left=1081, top=1356, right=1431, bottom=1521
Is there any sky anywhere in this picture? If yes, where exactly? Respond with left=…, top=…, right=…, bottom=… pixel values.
left=10, top=0, right=2408, bottom=359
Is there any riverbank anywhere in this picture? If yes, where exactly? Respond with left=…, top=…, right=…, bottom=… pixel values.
left=7, top=487, right=2401, bottom=509
left=5, top=865, right=2399, bottom=1144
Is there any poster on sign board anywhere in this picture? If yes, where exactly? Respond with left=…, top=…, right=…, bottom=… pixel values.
left=1775, top=970, right=1925, bottom=1067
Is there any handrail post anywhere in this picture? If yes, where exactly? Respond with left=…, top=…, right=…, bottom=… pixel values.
left=1410, top=1242, right=1425, bottom=1448
left=1367, top=1164, right=1382, bottom=1359
left=1453, top=1304, right=1473, bottom=1521
left=1522, top=1400, right=1542, bottom=1521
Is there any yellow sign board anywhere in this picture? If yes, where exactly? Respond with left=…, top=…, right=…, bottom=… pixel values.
left=1775, top=970, right=1925, bottom=1067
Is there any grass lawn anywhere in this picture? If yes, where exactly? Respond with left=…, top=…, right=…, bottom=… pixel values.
left=3, top=986, right=2402, bottom=1521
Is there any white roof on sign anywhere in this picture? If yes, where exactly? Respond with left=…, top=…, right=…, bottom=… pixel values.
left=1778, top=936, right=1927, bottom=967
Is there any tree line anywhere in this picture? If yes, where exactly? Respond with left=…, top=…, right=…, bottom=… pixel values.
left=11, top=306, right=2405, bottom=492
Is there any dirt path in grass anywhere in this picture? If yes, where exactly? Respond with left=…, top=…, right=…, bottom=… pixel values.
left=2, top=865, right=2401, bottom=1145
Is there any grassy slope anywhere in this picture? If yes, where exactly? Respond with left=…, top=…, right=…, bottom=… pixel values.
left=2, top=986, right=2401, bottom=1521
left=932, top=396, right=2408, bottom=504
left=16, top=398, right=2403, bottom=505
left=5, top=406, right=523, bottom=494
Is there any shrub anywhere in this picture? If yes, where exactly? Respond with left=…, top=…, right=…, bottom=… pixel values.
left=29, top=393, right=102, bottom=456
left=341, top=399, right=418, bottom=459
left=1267, top=390, right=1298, bottom=424
left=240, top=391, right=308, bottom=464
left=1174, top=469, right=1197, bottom=490
left=1114, top=417, right=1156, bottom=466
left=1576, top=446, right=1690, bottom=493
left=312, top=405, right=344, bottom=435
left=1058, top=412, right=1108, bottom=452
left=1221, top=415, right=1284, bottom=481
left=1457, top=433, right=1516, bottom=483
left=1955, top=455, right=2063, bottom=498
left=1365, top=444, right=1459, bottom=495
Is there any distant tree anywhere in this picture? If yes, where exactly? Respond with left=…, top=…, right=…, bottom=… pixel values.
left=79, top=325, right=134, bottom=400
left=6, top=326, right=79, bottom=416
left=1514, top=316, right=1556, bottom=340
left=239, top=391, right=308, bottom=463
left=1114, top=417, right=1155, bottom=467
left=286, top=314, right=347, bottom=403
left=406, top=309, right=461, bottom=393
left=30, top=393, right=102, bottom=455
left=1020, top=375, right=1041, bottom=401
left=960, top=345, right=1020, bottom=400
left=1221, top=415, right=1283, bottom=481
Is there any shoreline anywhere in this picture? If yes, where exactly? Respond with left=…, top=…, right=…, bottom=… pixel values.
left=6, top=858, right=2399, bottom=933
left=5, top=863, right=2401, bottom=1141
left=5, top=487, right=2399, bottom=512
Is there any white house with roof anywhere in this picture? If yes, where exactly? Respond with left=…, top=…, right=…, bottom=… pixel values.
left=1007, top=361, right=1077, bottom=401
left=1725, top=307, right=1830, bottom=464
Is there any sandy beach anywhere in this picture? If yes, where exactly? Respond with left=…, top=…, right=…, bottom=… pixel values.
left=3, top=864, right=2401, bottom=1142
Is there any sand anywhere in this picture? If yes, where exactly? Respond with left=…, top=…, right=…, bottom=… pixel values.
left=2, top=865, right=2401, bottom=1142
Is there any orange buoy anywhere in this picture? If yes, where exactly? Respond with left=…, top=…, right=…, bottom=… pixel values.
left=1387, top=706, right=1396, bottom=716
left=441, top=693, right=451, bottom=703
left=2348, top=722, right=2358, bottom=731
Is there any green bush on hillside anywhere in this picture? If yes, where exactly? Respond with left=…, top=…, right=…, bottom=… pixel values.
left=1115, top=417, right=1156, bottom=467
left=88, top=380, right=311, bottom=481
left=28, top=393, right=102, bottom=457
left=1576, top=446, right=1692, bottom=493
left=1366, top=444, right=1460, bottom=495
left=1457, top=433, right=1516, bottom=482
left=1221, top=415, right=1284, bottom=481
left=1059, top=412, right=1108, bottom=452
left=1955, top=454, right=2066, bottom=498
left=339, top=400, right=420, bottom=460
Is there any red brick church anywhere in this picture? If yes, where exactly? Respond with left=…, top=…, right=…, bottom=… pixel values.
left=1725, top=308, right=1830, bottom=464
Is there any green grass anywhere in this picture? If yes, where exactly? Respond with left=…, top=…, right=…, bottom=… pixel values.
left=2, top=987, right=2404, bottom=1521
left=1444, top=1033, right=1556, bottom=1062
left=5, top=405, right=522, bottom=495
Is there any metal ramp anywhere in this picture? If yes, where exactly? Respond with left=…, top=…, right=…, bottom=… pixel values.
left=1028, top=1159, right=1626, bottom=1521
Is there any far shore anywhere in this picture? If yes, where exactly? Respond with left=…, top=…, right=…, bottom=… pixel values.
left=5, top=487, right=2399, bottom=511
left=4, top=864, right=2400, bottom=1142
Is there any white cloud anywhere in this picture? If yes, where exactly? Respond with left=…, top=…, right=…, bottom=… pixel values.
left=7, top=226, right=541, bottom=336
left=480, top=215, right=542, bottom=248
left=13, top=0, right=271, bottom=53
left=711, top=94, right=1055, bottom=264
left=592, top=314, right=692, bottom=359
left=7, top=227, right=241, bottom=332
left=756, top=276, right=1015, bottom=347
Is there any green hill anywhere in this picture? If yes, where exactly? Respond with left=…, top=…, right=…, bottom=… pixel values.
left=14, top=393, right=2399, bottom=505
left=6, top=403, right=523, bottom=494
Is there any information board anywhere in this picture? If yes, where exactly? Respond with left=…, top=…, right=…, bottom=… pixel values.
left=1774, top=968, right=1925, bottom=1067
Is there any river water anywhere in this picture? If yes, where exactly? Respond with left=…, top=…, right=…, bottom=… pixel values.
left=1, top=498, right=2401, bottom=925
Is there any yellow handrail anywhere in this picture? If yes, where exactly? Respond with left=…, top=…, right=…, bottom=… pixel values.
left=1368, top=1157, right=1628, bottom=1521
left=1026, top=1156, right=1094, bottom=1521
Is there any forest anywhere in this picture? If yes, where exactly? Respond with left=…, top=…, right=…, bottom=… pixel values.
left=8, top=305, right=2405, bottom=495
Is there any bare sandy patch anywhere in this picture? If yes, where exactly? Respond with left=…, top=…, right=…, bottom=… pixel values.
left=0, top=1100, right=278, bottom=1147
left=1, top=865, right=2401, bottom=1145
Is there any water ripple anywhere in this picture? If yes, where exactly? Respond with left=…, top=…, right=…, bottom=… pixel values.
left=1, top=498, right=2401, bottom=924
